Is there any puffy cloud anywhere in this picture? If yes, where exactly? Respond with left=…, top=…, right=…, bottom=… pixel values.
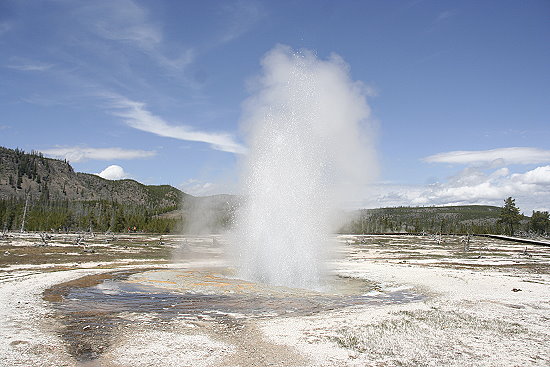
left=98, top=165, right=128, bottom=180
left=105, top=94, right=247, bottom=154
left=41, top=146, right=156, bottom=162
left=414, top=165, right=547, bottom=207
left=361, top=165, right=550, bottom=213
left=512, top=165, right=550, bottom=185
left=405, top=148, right=550, bottom=212
left=423, top=147, right=550, bottom=165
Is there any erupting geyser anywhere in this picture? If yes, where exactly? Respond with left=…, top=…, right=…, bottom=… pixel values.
left=233, top=45, right=376, bottom=289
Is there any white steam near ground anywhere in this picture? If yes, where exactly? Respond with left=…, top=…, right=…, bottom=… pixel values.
left=231, top=45, right=377, bottom=289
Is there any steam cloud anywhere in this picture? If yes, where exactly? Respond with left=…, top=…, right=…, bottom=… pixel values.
left=232, top=45, right=376, bottom=289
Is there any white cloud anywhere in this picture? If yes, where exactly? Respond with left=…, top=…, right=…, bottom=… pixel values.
left=6, top=61, right=53, bottom=71
left=180, top=179, right=216, bottom=196
left=154, top=49, right=195, bottom=70
left=82, top=0, right=161, bottom=49
left=424, top=147, right=550, bottom=165
left=105, top=94, right=247, bottom=154
left=180, top=178, right=239, bottom=196
left=413, top=166, right=545, bottom=206
left=219, top=0, right=265, bottom=43
left=435, top=10, right=456, bottom=23
left=360, top=165, right=550, bottom=214
left=512, top=165, right=550, bottom=185
left=98, top=165, right=129, bottom=180
left=41, top=146, right=156, bottom=162
left=409, top=148, right=550, bottom=212
left=79, top=0, right=194, bottom=70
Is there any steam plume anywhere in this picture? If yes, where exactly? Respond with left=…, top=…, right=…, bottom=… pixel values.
left=233, top=45, right=376, bottom=289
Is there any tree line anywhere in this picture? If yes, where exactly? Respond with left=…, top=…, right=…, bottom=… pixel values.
left=342, top=198, right=549, bottom=237
left=2, top=194, right=548, bottom=236
left=498, top=197, right=549, bottom=236
left=0, top=198, right=181, bottom=234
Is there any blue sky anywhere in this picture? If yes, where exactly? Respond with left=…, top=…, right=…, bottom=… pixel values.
left=1, top=0, right=549, bottom=213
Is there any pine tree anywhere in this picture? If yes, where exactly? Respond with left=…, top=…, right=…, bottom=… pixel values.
left=498, top=197, right=521, bottom=236
left=530, top=211, right=549, bottom=235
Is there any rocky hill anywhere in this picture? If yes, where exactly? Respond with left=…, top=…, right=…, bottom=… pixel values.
left=0, top=146, right=187, bottom=209
left=0, top=146, right=241, bottom=233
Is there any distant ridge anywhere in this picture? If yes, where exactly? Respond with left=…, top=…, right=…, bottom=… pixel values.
left=342, top=205, right=527, bottom=234
left=0, top=146, right=238, bottom=233
left=0, top=146, right=533, bottom=235
left=0, top=146, right=186, bottom=208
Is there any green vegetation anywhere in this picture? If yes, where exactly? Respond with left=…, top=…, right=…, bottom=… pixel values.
left=498, top=197, right=522, bottom=235
left=1, top=148, right=546, bottom=236
left=341, top=204, right=532, bottom=235
left=0, top=198, right=181, bottom=233
left=0, top=147, right=185, bottom=233
left=529, top=210, right=550, bottom=234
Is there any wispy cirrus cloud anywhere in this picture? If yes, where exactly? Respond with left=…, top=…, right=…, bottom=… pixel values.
left=78, top=0, right=194, bottom=71
left=6, top=61, right=54, bottom=72
left=41, top=146, right=156, bottom=162
left=89, top=0, right=162, bottom=49
left=435, top=10, right=456, bottom=23
left=423, top=147, right=550, bottom=166
left=219, top=0, right=266, bottom=43
left=0, top=22, right=12, bottom=36
left=105, top=94, right=246, bottom=154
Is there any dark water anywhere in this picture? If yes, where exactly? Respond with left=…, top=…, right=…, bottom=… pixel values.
left=47, top=270, right=424, bottom=361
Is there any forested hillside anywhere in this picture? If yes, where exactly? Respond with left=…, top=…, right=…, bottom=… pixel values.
left=341, top=205, right=529, bottom=234
left=0, top=147, right=188, bottom=233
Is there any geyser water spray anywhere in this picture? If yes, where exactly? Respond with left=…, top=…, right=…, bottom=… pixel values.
left=233, top=45, right=376, bottom=289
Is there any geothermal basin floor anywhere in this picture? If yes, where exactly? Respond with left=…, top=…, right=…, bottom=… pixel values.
left=0, top=233, right=549, bottom=366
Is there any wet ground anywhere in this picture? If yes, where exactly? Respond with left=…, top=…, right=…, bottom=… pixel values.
left=1, top=232, right=549, bottom=366
left=0, top=232, right=172, bottom=270
left=45, top=268, right=423, bottom=362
